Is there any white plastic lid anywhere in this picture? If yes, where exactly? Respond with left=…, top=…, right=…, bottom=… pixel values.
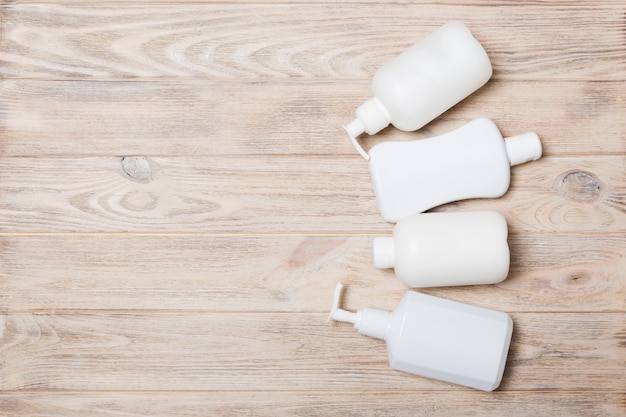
left=345, top=97, right=391, bottom=137
left=504, top=132, right=542, bottom=166
left=373, top=237, right=395, bottom=269
left=328, top=283, right=391, bottom=341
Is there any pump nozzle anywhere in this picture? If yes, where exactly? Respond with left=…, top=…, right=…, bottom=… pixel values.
left=328, top=282, right=391, bottom=341
left=328, top=282, right=359, bottom=324
left=343, top=97, right=391, bottom=161
left=342, top=125, right=370, bottom=161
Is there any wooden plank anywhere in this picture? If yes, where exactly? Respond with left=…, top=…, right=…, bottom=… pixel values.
left=8, top=0, right=626, bottom=5
left=1, top=79, right=625, bottom=157
left=0, top=234, right=623, bottom=313
left=0, top=156, right=623, bottom=233
left=0, top=312, right=623, bottom=391
left=0, top=391, right=624, bottom=417
left=1, top=4, right=624, bottom=80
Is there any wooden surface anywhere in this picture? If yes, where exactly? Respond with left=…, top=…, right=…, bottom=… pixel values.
left=1, top=0, right=625, bottom=415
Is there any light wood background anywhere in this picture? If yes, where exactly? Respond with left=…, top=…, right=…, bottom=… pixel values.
left=1, top=0, right=625, bottom=415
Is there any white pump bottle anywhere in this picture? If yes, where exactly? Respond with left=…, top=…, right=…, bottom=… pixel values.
left=344, top=21, right=492, bottom=143
left=373, top=210, right=510, bottom=287
left=328, top=283, right=513, bottom=392
left=368, top=117, right=542, bottom=222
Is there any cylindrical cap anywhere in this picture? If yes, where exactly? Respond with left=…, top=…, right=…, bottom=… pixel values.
left=504, top=132, right=542, bottom=166
left=373, top=237, right=395, bottom=269
left=353, top=97, right=390, bottom=136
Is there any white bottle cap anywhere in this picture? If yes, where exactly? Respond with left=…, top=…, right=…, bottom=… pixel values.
left=328, top=283, right=391, bottom=341
left=346, top=97, right=391, bottom=137
left=504, top=132, right=542, bottom=166
left=373, top=237, right=395, bottom=269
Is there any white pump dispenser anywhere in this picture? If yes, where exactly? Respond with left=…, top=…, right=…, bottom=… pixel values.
left=328, top=283, right=513, bottom=392
left=373, top=210, right=510, bottom=287
left=344, top=21, right=492, bottom=142
left=368, top=117, right=542, bottom=222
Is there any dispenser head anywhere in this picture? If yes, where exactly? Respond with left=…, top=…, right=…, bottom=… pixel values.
left=343, top=97, right=391, bottom=161
left=350, top=97, right=391, bottom=137
left=328, top=283, right=391, bottom=341
left=328, top=282, right=358, bottom=325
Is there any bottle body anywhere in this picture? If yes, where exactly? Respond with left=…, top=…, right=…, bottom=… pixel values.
left=373, top=21, right=492, bottom=132
left=345, top=22, right=492, bottom=137
left=328, top=283, right=513, bottom=392
left=374, top=211, right=510, bottom=287
left=386, top=291, right=513, bottom=391
left=368, top=118, right=512, bottom=222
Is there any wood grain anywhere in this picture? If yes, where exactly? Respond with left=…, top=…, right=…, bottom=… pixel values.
left=0, top=234, right=623, bottom=312
left=0, top=156, right=623, bottom=233
left=1, top=4, right=625, bottom=80
left=1, top=79, right=625, bottom=157
left=0, top=391, right=624, bottom=417
left=0, top=312, right=624, bottom=391
left=9, top=0, right=626, bottom=4
left=0, top=390, right=625, bottom=417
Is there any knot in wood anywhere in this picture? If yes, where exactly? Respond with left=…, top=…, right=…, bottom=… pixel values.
left=558, top=170, right=600, bottom=202
left=121, top=156, right=153, bottom=183
left=564, top=271, right=591, bottom=287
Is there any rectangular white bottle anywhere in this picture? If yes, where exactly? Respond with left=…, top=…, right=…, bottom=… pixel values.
left=329, top=283, right=513, bottom=391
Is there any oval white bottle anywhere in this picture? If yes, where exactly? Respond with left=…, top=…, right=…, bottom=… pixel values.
left=344, top=21, right=492, bottom=138
left=329, top=283, right=513, bottom=392
left=368, top=117, right=542, bottom=222
left=373, top=210, right=510, bottom=287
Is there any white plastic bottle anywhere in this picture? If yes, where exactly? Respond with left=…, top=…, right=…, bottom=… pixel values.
left=344, top=21, right=492, bottom=141
left=328, top=283, right=513, bottom=392
left=373, top=211, right=510, bottom=287
left=369, top=117, right=542, bottom=222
